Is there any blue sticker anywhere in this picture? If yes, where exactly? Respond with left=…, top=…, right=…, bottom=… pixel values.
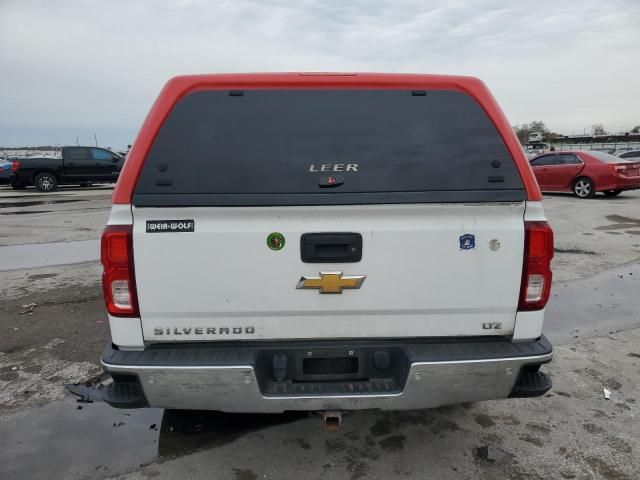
left=459, top=234, right=475, bottom=250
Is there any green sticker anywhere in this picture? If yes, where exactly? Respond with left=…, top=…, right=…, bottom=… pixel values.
left=267, top=232, right=285, bottom=251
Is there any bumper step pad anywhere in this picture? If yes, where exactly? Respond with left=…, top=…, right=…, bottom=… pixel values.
left=509, top=370, right=552, bottom=398
left=103, top=377, right=148, bottom=409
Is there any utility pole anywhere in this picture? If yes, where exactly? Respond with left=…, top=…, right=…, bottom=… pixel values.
left=76, top=136, right=79, bottom=146
left=94, top=134, right=98, bottom=147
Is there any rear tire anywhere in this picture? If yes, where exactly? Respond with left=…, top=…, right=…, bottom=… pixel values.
left=34, top=173, right=58, bottom=192
left=572, top=177, right=595, bottom=198
left=603, top=190, right=622, bottom=197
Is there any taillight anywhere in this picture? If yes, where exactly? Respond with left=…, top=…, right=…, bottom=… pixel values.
left=611, top=164, right=627, bottom=172
left=12, top=160, right=20, bottom=172
left=518, top=221, right=554, bottom=311
left=101, top=224, right=139, bottom=316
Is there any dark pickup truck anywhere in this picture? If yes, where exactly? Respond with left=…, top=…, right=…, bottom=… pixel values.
left=11, top=146, right=125, bottom=192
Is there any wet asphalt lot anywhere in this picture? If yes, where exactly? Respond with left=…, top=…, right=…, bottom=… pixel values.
left=1, top=185, right=640, bottom=480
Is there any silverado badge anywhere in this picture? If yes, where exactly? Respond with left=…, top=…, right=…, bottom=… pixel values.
left=296, top=271, right=366, bottom=294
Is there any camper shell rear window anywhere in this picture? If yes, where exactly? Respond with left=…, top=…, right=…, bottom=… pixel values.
left=133, top=89, right=525, bottom=206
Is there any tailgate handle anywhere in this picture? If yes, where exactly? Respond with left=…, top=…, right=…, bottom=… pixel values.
left=301, top=233, right=362, bottom=263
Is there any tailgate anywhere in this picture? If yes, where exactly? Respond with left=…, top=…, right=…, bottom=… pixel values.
left=129, top=87, right=529, bottom=342
left=134, top=203, right=525, bottom=341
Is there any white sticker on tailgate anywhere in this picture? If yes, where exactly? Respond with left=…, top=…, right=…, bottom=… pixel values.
left=146, top=220, right=195, bottom=233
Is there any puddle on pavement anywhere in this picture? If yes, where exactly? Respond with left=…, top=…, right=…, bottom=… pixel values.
left=0, top=398, right=306, bottom=480
left=0, top=210, right=52, bottom=215
left=0, top=239, right=99, bottom=271
left=0, top=194, right=73, bottom=200
left=27, top=273, right=58, bottom=281
left=545, top=262, right=640, bottom=343
left=605, top=214, right=640, bottom=224
left=554, top=247, right=598, bottom=255
left=157, top=408, right=306, bottom=458
left=0, top=205, right=109, bottom=216
left=0, top=199, right=82, bottom=209
left=595, top=215, right=640, bottom=231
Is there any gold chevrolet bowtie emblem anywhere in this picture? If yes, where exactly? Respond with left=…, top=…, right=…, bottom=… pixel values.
left=296, top=271, right=366, bottom=294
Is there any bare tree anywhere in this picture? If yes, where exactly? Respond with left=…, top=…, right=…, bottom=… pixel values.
left=513, top=124, right=530, bottom=144
left=546, top=131, right=560, bottom=142
left=591, top=124, right=607, bottom=136
left=529, top=121, right=548, bottom=135
left=513, top=121, right=550, bottom=144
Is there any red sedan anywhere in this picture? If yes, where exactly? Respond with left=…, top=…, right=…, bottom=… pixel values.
left=529, top=150, right=640, bottom=198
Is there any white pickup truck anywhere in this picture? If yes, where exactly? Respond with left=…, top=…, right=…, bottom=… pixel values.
left=100, top=73, right=554, bottom=416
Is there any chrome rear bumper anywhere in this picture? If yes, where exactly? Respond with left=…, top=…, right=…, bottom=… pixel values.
left=101, top=337, right=553, bottom=412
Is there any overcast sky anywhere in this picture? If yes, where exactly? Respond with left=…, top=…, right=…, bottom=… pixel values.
left=1, top=0, right=639, bottom=148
